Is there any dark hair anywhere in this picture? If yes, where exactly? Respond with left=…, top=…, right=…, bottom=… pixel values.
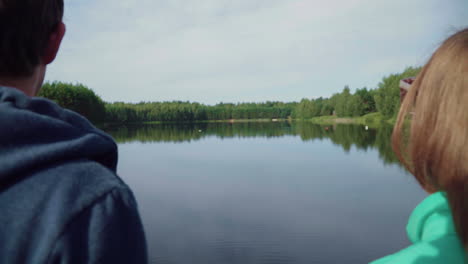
left=0, top=0, right=64, bottom=78
left=392, top=28, right=468, bottom=250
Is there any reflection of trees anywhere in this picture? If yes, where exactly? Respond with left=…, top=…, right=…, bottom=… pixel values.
left=294, top=123, right=398, bottom=165
left=104, top=123, right=206, bottom=143
left=326, top=125, right=376, bottom=153
left=103, top=122, right=294, bottom=144
left=103, top=122, right=400, bottom=166
left=374, top=125, right=399, bottom=165
left=206, top=122, right=293, bottom=139
left=294, top=124, right=372, bottom=152
left=293, top=122, right=328, bottom=141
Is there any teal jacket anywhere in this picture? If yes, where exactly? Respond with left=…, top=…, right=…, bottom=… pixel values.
left=371, top=192, right=466, bottom=264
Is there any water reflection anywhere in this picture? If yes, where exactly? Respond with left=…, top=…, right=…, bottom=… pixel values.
left=104, top=122, right=399, bottom=166
left=107, top=121, right=427, bottom=264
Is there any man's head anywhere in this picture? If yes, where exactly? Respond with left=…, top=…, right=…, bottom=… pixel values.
left=0, top=0, right=65, bottom=95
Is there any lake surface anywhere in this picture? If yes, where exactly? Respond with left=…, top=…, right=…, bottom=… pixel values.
left=103, top=122, right=427, bottom=264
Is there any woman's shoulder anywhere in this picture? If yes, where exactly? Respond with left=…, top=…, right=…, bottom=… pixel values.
left=370, top=192, right=466, bottom=264
left=370, top=235, right=466, bottom=264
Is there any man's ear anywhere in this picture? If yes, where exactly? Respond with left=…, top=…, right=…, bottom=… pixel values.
left=42, top=22, right=66, bottom=65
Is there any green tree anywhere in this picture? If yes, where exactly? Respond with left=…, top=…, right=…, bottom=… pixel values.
left=374, top=67, right=421, bottom=118
left=39, top=82, right=106, bottom=123
left=335, top=86, right=352, bottom=117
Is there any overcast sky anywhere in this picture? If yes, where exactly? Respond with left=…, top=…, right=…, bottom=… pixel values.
left=46, top=0, right=467, bottom=104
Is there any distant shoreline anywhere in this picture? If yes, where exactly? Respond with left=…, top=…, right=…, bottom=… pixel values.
left=102, top=118, right=291, bottom=126
left=304, top=113, right=395, bottom=127
left=101, top=113, right=395, bottom=128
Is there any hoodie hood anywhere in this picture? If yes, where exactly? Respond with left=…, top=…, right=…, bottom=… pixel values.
left=0, top=86, right=117, bottom=184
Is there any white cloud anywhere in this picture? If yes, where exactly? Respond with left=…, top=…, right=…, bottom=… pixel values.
left=47, top=0, right=468, bottom=104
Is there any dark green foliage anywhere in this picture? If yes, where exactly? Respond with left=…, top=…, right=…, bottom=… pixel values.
left=295, top=66, right=420, bottom=119
left=293, top=97, right=335, bottom=119
left=334, top=86, right=352, bottom=117
left=38, top=66, right=421, bottom=124
left=104, top=101, right=297, bottom=123
left=38, top=82, right=106, bottom=123
left=38, top=83, right=296, bottom=124
left=374, top=66, right=421, bottom=118
left=295, top=86, right=377, bottom=119
left=354, top=88, right=376, bottom=114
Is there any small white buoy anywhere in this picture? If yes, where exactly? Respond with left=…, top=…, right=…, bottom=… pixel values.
left=365, top=126, right=369, bottom=131
left=198, top=130, right=202, bottom=132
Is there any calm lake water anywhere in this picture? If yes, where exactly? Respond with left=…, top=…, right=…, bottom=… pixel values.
left=103, top=122, right=427, bottom=264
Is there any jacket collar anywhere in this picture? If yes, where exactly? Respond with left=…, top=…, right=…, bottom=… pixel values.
left=407, top=192, right=457, bottom=243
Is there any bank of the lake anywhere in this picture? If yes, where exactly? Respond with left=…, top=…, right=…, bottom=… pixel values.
left=102, top=118, right=290, bottom=126
left=102, top=114, right=393, bottom=128
left=305, top=112, right=395, bottom=128
left=144, top=118, right=290, bottom=124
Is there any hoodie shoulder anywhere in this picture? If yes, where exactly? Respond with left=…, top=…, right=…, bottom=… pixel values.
left=47, top=180, right=148, bottom=264
left=36, top=159, right=129, bottom=203
left=0, top=159, right=134, bottom=264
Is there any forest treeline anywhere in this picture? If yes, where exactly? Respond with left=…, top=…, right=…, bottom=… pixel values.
left=105, top=101, right=296, bottom=123
left=39, top=83, right=296, bottom=123
left=39, top=66, right=421, bottom=124
left=293, top=66, right=421, bottom=119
